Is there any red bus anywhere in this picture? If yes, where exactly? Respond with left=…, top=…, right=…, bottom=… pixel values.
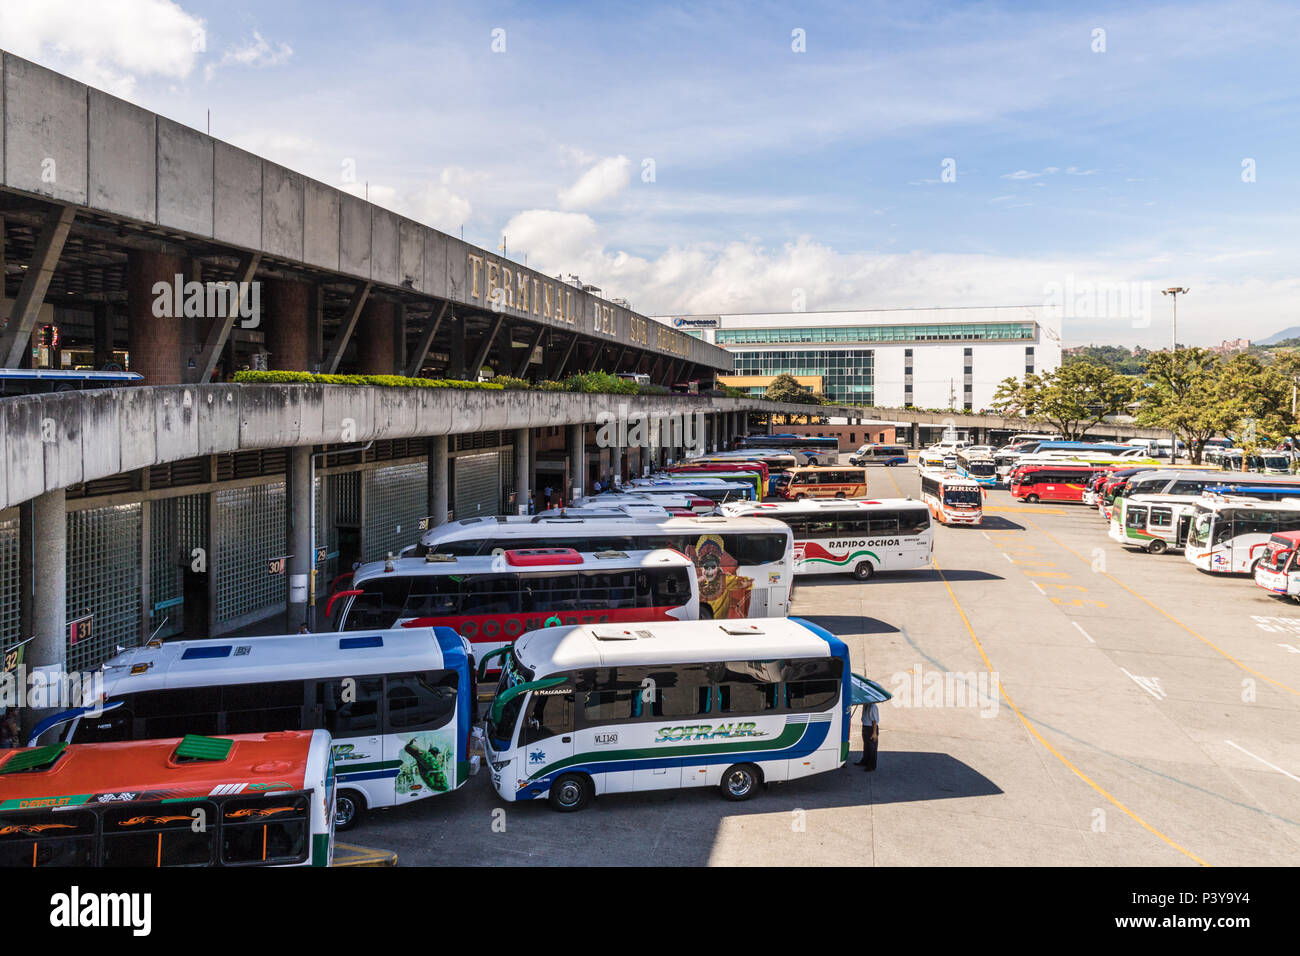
left=0, top=731, right=335, bottom=868
left=329, top=548, right=698, bottom=667
left=1010, top=463, right=1113, bottom=503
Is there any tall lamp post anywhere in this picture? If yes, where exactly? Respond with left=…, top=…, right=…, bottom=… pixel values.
left=1162, top=287, right=1189, bottom=460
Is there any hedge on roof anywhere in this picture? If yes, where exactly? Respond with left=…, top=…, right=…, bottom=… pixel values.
left=233, top=370, right=504, bottom=389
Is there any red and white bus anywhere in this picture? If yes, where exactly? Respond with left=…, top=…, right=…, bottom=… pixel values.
left=1010, top=463, right=1112, bottom=504
left=0, top=731, right=335, bottom=868
left=329, top=548, right=698, bottom=664
left=1254, top=530, right=1300, bottom=600
left=918, top=470, right=984, bottom=525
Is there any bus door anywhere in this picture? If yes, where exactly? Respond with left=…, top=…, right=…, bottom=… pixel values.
left=519, top=687, right=576, bottom=792
left=1176, top=512, right=1193, bottom=547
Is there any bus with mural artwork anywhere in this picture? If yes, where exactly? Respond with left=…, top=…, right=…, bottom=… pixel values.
left=482, top=617, right=862, bottom=811
left=408, top=513, right=794, bottom=619
left=51, top=627, right=473, bottom=831
left=0, top=731, right=336, bottom=867
left=720, top=498, right=932, bottom=580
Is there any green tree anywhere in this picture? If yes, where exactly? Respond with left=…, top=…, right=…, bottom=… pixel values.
left=764, top=373, right=825, bottom=405
left=991, top=362, right=1138, bottom=440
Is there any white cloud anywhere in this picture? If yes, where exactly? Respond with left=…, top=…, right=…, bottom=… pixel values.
left=205, top=30, right=293, bottom=81
left=0, top=0, right=205, bottom=96
left=1065, top=166, right=1100, bottom=175
left=557, top=155, right=631, bottom=209
left=338, top=179, right=473, bottom=233
left=1002, top=170, right=1042, bottom=180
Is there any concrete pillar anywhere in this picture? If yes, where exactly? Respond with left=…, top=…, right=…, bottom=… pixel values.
left=287, top=446, right=312, bottom=631
left=29, top=488, right=66, bottom=671
left=513, top=428, right=530, bottom=514
left=429, top=435, right=449, bottom=525
left=92, top=303, right=113, bottom=369
left=127, top=249, right=185, bottom=384
left=447, top=314, right=467, bottom=380
left=568, top=424, right=586, bottom=501
left=356, top=299, right=397, bottom=374
left=527, top=428, right=538, bottom=499
left=265, top=278, right=311, bottom=371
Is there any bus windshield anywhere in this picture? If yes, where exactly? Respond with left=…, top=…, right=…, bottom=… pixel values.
left=1188, top=513, right=1213, bottom=548
left=944, top=488, right=982, bottom=506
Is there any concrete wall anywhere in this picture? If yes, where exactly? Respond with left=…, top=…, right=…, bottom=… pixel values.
left=0, top=50, right=733, bottom=373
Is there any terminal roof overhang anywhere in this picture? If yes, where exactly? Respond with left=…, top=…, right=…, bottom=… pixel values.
left=0, top=50, right=733, bottom=377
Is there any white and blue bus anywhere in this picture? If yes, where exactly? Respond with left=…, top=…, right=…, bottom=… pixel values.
left=483, top=617, right=853, bottom=810
left=50, top=627, right=474, bottom=831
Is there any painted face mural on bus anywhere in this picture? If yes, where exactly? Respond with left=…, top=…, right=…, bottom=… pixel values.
left=396, top=730, right=455, bottom=798
left=688, top=534, right=753, bottom=619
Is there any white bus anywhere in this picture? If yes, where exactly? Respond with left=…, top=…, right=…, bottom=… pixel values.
left=720, top=498, right=932, bottom=580
left=627, top=476, right=756, bottom=503
left=1253, top=531, right=1300, bottom=600
left=1185, top=498, right=1300, bottom=574
left=56, top=627, right=474, bottom=831
left=918, top=470, right=984, bottom=526
left=917, top=448, right=956, bottom=472
left=1108, top=493, right=1199, bottom=554
left=483, top=617, right=852, bottom=810
left=333, top=548, right=698, bottom=667
left=410, top=513, right=794, bottom=619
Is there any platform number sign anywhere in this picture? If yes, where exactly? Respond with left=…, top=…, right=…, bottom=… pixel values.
left=417, top=515, right=432, bottom=532
left=316, top=547, right=328, bottom=565
left=268, top=556, right=289, bottom=575
left=68, top=615, right=93, bottom=647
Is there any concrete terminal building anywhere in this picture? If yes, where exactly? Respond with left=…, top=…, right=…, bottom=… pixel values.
left=657, top=306, right=1063, bottom=410
left=0, top=52, right=836, bottom=680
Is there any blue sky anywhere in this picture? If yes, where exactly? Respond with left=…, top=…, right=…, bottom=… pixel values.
left=5, top=0, right=1300, bottom=345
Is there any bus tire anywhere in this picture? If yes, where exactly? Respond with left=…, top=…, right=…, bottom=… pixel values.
left=721, top=763, right=762, bottom=801
left=335, top=789, right=366, bottom=831
left=1147, top=539, right=1167, bottom=555
left=834, top=492, right=846, bottom=499
left=548, top=773, right=592, bottom=812
left=794, top=494, right=807, bottom=501
left=806, top=458, right=818, bottom=467
left=1025, top=494, right=1039, bottom=503
left=853, top=561, right=875, bottom=581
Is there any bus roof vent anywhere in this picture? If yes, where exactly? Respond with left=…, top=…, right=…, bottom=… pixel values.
left=505, top=548, right=583, bottom=566
left=0, top=742, right=67, bottom=775
left=181, top=645, right=232, bottom=660
left=593, top=627, right=639, bottom=641
left=340, top=635, right=384, bottom=650
left=719, top=623, right=765, bottom=636
left=172, top=734, right=234, bottom=763
left=425, top=552, right=457, bottom=563
left=593, top=550, right=628, bottom=559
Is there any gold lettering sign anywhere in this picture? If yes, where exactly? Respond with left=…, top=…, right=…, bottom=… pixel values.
left=467, top=254, right=483, bottom=298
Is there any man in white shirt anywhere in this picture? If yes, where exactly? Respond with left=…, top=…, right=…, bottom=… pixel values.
left=857, top=701, right=879, bottom=771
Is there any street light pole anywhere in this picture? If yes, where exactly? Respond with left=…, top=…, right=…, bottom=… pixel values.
left=1162, top=287, right=1189, bottom=460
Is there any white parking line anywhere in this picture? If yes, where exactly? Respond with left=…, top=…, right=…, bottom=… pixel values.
left=1225, top=740, right=1300, bottom=783
left=1002, top=552, right=1014, bottom=564
left=981, top=531, right=991, bottom=541
left=1119, top=667, right=1167, bottom=700
left=1073, top=621, right=1096, bottom=644
left=1030, top=580, right=1045, bottom=595
left=1280, top=643, right=1300, bottom=654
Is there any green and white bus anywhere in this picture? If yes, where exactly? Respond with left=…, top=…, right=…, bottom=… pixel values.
left=55, top=627, right=475, bottom=831
left=1108, top=493, right=1199, bottom=554
left=482, top=617, right=852, bottom=811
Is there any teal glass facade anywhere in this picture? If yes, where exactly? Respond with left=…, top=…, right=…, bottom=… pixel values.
left=732, top=348, right=874, bottom=405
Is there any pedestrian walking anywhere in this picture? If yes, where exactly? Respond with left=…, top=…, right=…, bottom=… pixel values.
left=857, top=701, right=879, bottom=771
left=527, top=490, right=536, bottom=515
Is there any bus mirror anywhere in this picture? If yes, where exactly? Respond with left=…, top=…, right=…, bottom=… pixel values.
left=325, top=589, right=363, bottom=619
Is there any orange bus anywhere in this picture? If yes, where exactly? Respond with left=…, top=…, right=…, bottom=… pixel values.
left=779, top=466, right=869, bottom=500
left=0, top=730, right=335, bottom=868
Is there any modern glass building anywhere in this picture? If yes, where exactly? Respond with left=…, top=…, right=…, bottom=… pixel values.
left=654, top=307, right=1061, bottom=409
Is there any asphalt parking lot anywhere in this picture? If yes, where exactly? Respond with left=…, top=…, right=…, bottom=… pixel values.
left=351, top=460, right=1300, bottom=866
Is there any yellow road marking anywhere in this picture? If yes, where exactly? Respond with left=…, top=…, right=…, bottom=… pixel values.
left=932, top=556, right=1210, bottom=866
left=1025, top=518, right=1299, bottom=697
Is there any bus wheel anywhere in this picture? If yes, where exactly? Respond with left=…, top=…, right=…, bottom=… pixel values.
left=807, top=458, right=818, bottom=467
left=795, top=494, right=807, bottom=501
left=834, top=492, right=846, bottom=499
left=1147, top=539, right=1167, bottom=555
left=853, top=561, right=875, bottom=581
left=721, top=763, right=762, bottom=801
left=335, top=790, right=366, bottom=831
left=1025, top=494, right=1039, bottom=503
left=548, top=773, right=592, bottom=812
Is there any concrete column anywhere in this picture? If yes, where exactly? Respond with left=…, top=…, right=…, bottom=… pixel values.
left=429, top=435, right=449, bottom=525
left=527, top=429, right=538, bottom=501
left=29, top=489, right=66, bottom=669
left=356, top=299, right=397, bottom=374
left=447, top=314, right=467, bottom=380
left=287, top=446, right=312, bottom=631
left=393, top=303, right=407, bottom=374
left=568, top=424, right=586, bottom=501
left=513, top=428, right=530, bottom=514
left=265, top=278, right=311, bottom=371
left=93, top=303, right=113, bottom=369
left=127, top=249, right=185, bottom=384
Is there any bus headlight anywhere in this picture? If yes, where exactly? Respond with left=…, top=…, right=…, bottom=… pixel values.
left=488, top=756, right=512, bottom=772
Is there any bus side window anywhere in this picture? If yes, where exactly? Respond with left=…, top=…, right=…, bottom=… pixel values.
left=137, top=687, right=221, bottom=739
left=71, top=700, right=134, bottom=742
left=458, top=575, right=521, bottom=616
left=716, top=681, right=777, bottom=713
left=522, top=691, right=573, bottom=745
left=320, top=676, right=382, bottom=736
left=385, top=673, right=457, bottom=732
left=524, top=573, right=580, bottom=613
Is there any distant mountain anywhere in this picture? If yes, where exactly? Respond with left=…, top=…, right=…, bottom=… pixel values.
left=1257, top=326, right=1300, bottom=345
